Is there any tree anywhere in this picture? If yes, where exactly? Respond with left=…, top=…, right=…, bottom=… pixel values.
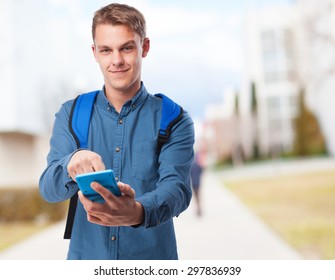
left=231, top=91, right=244, bottom=166
left=251, top=82, right=258, bottom=114
left=250, top=82, right=260, bottom=160
left=293, top=89, right=327, bottom=156
left=234, top=91, right=239, bottom=116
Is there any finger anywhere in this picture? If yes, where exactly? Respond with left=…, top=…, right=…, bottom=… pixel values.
left=91, top=181, right=117, bottom=202
left=92, top=161, right=106, bottom=172
left=78, top=190, right=103, bottom=212
left=67, top=165, right=83, bottom=181
left=86, top=213, right=103, bottom=225
left=82, top=165, right=95, bottom=174
left=79, top=158, right=104, bottom=174
left=68, top=150, right=105, bottom=178
left=78, top=190, right=96, bottom=214
left=79, top=189, right=106, bottom=217
left=118, top=182, right=135, bottom=197
left=90, top=154, right=106, bottom=172
left=78, top=190, right=90, bottom=205
left=87, top=213, right=115, bottom=226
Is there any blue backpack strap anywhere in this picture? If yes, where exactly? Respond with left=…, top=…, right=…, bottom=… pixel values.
left=155, top=93, right=184, bottom=152
left=64, top=90, right=98, bottom=240
left=69, top=91, right=99, bottom=149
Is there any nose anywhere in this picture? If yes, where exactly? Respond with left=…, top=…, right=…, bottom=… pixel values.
left=111, top=51, right=124, bottom=67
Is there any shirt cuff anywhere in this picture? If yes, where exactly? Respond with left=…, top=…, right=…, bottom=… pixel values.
left=135, top=194, right=171, bottom=228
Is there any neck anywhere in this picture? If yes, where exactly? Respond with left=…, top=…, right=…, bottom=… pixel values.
left=104, top=82, right=141, bottom=113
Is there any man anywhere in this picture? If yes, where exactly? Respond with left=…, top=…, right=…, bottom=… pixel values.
left=190, top=153, right=204, bottom=217
left=39, top=3, right=194, bottom=260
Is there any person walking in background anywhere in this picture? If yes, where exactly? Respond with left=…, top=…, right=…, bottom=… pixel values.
left=190, top=153, right=204, bottom=217
left=39, top=3, right=194, bottom=260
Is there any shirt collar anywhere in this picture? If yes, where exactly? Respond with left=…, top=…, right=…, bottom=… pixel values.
left=96, top=82, right=148, bottom=112
left=123, top=82, right=148, bottom=110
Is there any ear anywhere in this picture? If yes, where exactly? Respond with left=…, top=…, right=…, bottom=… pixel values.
left=91, top=44, right=98, bottom=62
left=142, top=38, right=150, bottom=58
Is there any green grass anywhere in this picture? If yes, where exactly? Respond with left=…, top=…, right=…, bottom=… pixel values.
left=223, top=170, right=335, bottom=259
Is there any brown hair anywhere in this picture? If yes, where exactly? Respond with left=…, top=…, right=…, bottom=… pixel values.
left=92, top=3, right=147, bottom=41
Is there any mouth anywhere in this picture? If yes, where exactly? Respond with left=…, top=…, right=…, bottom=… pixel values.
left=110, top=69, right=130, bottom=74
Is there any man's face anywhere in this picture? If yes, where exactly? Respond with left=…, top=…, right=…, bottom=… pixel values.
left=92, top=24, right=149, bottom=97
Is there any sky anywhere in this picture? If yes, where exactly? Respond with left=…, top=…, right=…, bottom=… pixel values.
left=1, top=0, right=292, bottom=133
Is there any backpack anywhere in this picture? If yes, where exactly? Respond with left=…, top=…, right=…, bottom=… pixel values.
left=63, top=90, right=184, bottom=239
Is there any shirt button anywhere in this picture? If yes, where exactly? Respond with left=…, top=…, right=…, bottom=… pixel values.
left=115, top=176, right=119, bottom=181
left=115, top=147, right=121, bottom=152
left=111, top=236, right=117, bottom=241
left=119, top=119, right=123, bottom=124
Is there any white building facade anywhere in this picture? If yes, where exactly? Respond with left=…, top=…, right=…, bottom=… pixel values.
left=243, top=1, right=335, bottom=157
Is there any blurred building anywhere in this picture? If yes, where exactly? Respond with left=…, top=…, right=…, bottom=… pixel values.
left=0, top=133, right=49, bottom=187
left=200, top=0, right=335, bottom=165
left=243, top=4, right=301, bottom=157
left=201, top=99, right=234, bottom=166
left=243, top=0, right=335, bottom=157
left=199, top=4, right=303, bottom=166
left=200, top=89, right=253, bottom=166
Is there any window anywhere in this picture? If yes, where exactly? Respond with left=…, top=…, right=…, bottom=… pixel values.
left=261, top=28, right=296, bottom=83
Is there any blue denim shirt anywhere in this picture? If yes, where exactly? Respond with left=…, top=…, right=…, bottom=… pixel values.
left=39, top=84, right=194, bottom=260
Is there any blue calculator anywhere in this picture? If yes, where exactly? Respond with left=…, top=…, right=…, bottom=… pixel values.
left=76, top=169, right=121, bottom=203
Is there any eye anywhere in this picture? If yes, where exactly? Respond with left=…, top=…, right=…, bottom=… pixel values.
left=122, top=45, right=134, bottom=52
left=100, top=49, right=111, bottom=54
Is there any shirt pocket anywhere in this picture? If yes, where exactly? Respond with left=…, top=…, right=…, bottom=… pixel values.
left=132, top=140, right=159, bottom=182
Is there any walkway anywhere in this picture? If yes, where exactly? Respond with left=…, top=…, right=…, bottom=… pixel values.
left=175, top=170, right=301, bottom=259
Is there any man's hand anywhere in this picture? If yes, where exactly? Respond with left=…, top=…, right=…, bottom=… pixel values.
left=67, top=150, right=105, bottom=181
left=78, top=182, right=144, bottom=227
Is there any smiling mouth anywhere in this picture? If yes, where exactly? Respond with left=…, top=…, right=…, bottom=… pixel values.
left=110, top=69, right=129, bottom=74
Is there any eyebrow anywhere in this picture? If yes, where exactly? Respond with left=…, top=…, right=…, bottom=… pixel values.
left=96, top=40, right=137, bottom=50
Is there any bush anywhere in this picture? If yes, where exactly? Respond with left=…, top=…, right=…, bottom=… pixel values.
left=293, top=90, right=327, bottom=157
left=0, top=187, right=67, bottom=223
